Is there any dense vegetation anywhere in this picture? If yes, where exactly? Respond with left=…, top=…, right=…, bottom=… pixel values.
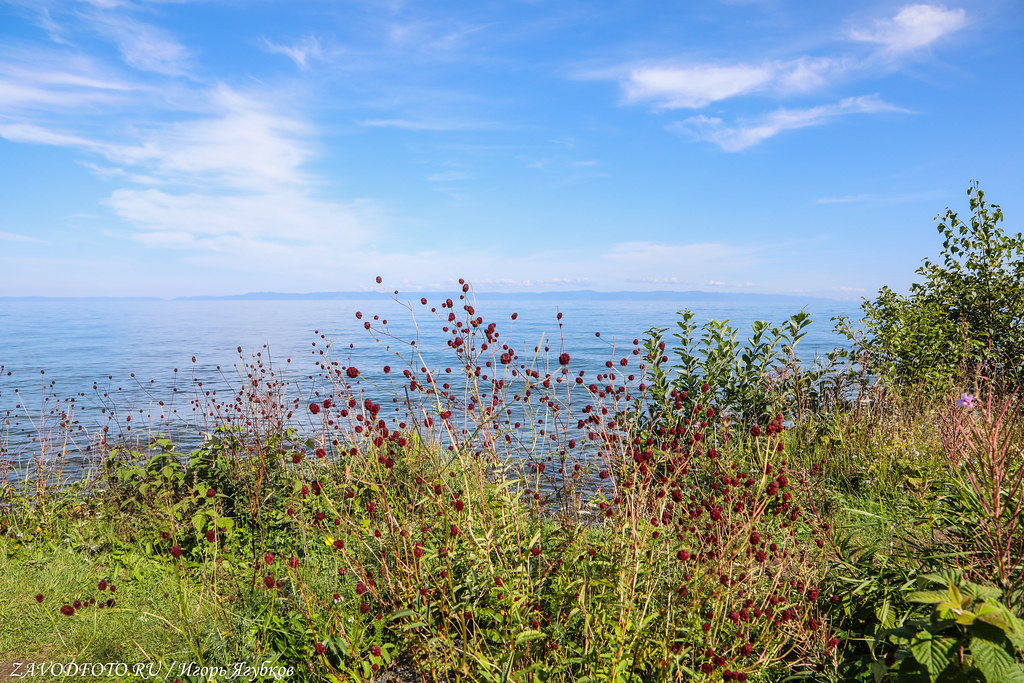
left=1, top=184, right=1022, bottom=682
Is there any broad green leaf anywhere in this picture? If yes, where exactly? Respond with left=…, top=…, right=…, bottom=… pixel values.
left=972, top=636, right=1018, bottom=682
left=909, top=631, right=958, bottom=678
left=908, top=590, right=955, bottom=605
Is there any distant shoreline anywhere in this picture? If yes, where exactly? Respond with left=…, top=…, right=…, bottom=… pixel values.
left=0, top=289, right=853, bottom=305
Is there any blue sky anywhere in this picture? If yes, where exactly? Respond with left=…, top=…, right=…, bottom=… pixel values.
left=0, top=0, right=1021, bottom=299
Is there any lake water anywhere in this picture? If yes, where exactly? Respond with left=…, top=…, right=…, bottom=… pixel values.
left=0, top=293, right=857, bottom=479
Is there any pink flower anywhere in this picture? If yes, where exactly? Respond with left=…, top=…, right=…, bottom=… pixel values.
left=956, top=393, right=976, bottom=408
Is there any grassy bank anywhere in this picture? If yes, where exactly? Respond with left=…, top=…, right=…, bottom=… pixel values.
left=1, top=284, right=1020, bottom=683
left=3, top=183, right=1024, bottom=681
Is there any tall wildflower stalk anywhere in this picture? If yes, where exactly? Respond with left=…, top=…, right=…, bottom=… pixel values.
left=941, top=387, right=1024, bottom=609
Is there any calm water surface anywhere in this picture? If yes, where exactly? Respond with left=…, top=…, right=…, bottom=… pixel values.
left=0, top=294, right=856, bottom=477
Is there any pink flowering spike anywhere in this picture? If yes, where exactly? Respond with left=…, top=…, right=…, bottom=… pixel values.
left=956, top=393, right=976, bottom=408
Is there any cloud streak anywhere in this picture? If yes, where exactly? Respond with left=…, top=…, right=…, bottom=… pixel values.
left=263, top=36, right=323, bottom=69
left=849, top=4, right=966, bottom=54
left=615, top=57, right=847, bottom=110
left=89, top=14, right=192, bottom=76
left=670, top=95, right=909, bottom=151
left=0, top=231, right=47, bottom=243
left=582, top=4, right=966, bottom=148
left=356, top=117, right=502, bottom=131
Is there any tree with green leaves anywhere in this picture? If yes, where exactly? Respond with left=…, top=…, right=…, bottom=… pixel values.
left=857, top=182, right=1024, bottom=392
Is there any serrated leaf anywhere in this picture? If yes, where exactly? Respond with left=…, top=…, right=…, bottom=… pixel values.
left=955, top=610, right=978, bottom=626
left=909, top=631, right=958, bottom=677
left=1005, top=615, right=1024, bottom=652
left=975, top=604, right=1014, bottom=632
left=972, top=636, right=1017, bottom=682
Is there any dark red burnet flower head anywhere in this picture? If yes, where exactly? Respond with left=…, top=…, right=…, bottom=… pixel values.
left=60, top=604, right=75, bottom=616
left=309, top=402, right=321, bottom=414
left=346, top=366, right=359, bottom=379
left=35, top=593, right=44, bottom=603
left=264, top=575, right=275, bottom=589
left=559, top=353, right=570, bottom=366
left=170, top=545, right=182, bottom=559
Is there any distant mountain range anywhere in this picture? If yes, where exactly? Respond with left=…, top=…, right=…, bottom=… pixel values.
left=1, top=289, right=854, bottom=304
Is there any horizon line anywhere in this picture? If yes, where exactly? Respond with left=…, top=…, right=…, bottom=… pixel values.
left=0, top=288, right=859, bottom=304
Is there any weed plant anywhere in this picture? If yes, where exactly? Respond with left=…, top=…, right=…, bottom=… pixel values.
left=1, top=257, right=1022, bottom=682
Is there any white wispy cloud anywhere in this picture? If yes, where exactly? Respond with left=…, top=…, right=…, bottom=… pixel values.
left=103, top=85, right=315, bottom=190
left=597, top=5, right=966, bottom=113
left=0, top=67, right=383, bottom=265
left=584, top=55, right=848, bottom=110
left=670, top=95, right=908, bottom=151
left=0, top=231, right=47, bottom=243
left=385, top=19, right=491, bottom=54
left=626, top=276, right=681, bottom=284
left=263, top=36, right=323, bottom=69
left=0, top=123, right=86, bottom=148
left=621, top=63, right=776, bottom=109
left=0, top=56, right=133, bottom=111
left=577, top=4, right=966, bottom=149
left=108, top=187, right=376, bottom=251
left=90, top=15, right=192, bottom=76
left=76, top=85, right=383, bottom=258
left=356, top=118, right=499, bottom=131
left=849, top=4, right=967, bottom=53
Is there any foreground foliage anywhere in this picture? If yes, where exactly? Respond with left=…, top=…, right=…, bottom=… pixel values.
left=1, top=186, right=1022, bottom=681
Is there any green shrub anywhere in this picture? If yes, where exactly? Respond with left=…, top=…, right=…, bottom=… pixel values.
left=855, top=182, right=1024, bottom=392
